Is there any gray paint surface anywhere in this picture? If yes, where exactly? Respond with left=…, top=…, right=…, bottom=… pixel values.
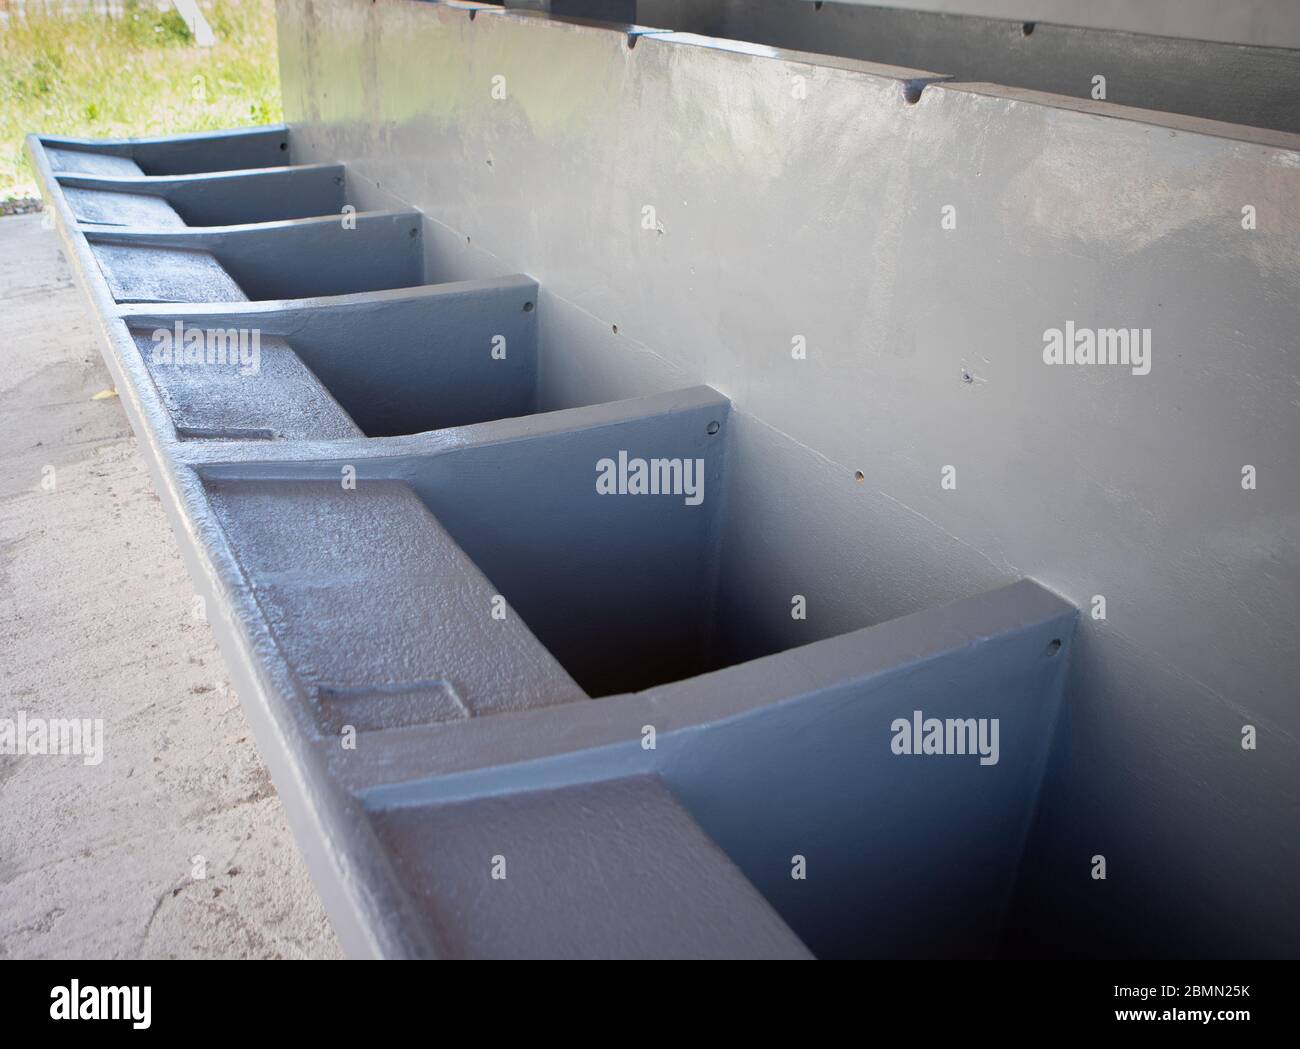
left=826, top=0, right=1300, bottom=51
left=92, top=243, right=249, bottom=303
left=43, top=146, right=143, bottom=177
left=124, top=278, right=543, bottom=436
left=57, top=164, right=348, bottom=226
left=657, top=577, right=1074, bottom=958
left=62, top=187, right=187, bottom=228
left=408, top=386, right=729, bottom=695
left=32, top=103, right=1073, bottom=952
left=638, top=0, right=1300, bottom=133
left=204, top=478, right=589, bottom=724
left=41, top=126, right=291, bottom=175
left=131, top=330, right=364, bottom=441
left=275, top=1, right=1300, bottom=957
left=85, top=212, right=424, bottom=301
left=370, top=774, right=812, bottom=959
left=25, top=0, right=1300, bottom=959
left=506, top=0, right=637, bottom=22
left=22, top=119, right=828, bottom=952
left=341, top=575, right=1075, bottom=957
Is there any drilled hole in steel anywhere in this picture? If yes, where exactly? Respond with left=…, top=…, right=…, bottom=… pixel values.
left=854, top=470, right=865, bottom=483
left=612, top=324, right=619, bottom=335
left=279, top=141, right=287, bottom=151
left=523, top=301, right=534, bottom=313
left=1022, top=22, right=1036, bottom=37
left=409, top=227, right=418, bottom=239
left=1045, top=638, right=1062, bottom=657
left=706, top=421, right=720, bottom=435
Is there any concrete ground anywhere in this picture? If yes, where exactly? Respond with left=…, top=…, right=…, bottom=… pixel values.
left=0, top=213, right=341, bottom=959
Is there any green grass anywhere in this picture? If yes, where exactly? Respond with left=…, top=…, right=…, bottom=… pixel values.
left=0, top=0, right=282, bottom=201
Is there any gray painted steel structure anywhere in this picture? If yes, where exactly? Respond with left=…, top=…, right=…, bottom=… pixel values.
left=26, top=0, right=1300, bottom=958
left=640, top=0, right=1300, bottom=132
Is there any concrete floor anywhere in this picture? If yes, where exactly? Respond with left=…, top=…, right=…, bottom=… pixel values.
left=0, top=213, right=340, bottom=959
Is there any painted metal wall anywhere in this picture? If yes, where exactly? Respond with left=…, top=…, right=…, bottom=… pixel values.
left=640, top=0, right=1300, bottom=133
left=276, top=1, right=1300, bottom=956
left=829, top=0, right=1300, bottom=51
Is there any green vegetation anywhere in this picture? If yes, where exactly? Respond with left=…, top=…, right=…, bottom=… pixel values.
left=0, top=0, right=281, bottom=201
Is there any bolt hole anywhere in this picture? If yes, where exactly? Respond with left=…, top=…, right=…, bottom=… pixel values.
left=522, top=301, right=534, bottom=313
left=706, top=420, right=720, bottom=435
left=409, top=227, right=418, bottom=239
left=279, top=141, right=287, bottom=151
left=612, top=324, right=619, bottom=335
left=466, top=235, right=471, bottom=245
left=903, top=82, right=924, bottom=105
left=1045, top=638, right=1062, bottom=657
left=626, top=33, right=637, bottom=49
left=1022, top=22, right=1035, bottom=37
left=854, top=470, right=865, bottom=483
